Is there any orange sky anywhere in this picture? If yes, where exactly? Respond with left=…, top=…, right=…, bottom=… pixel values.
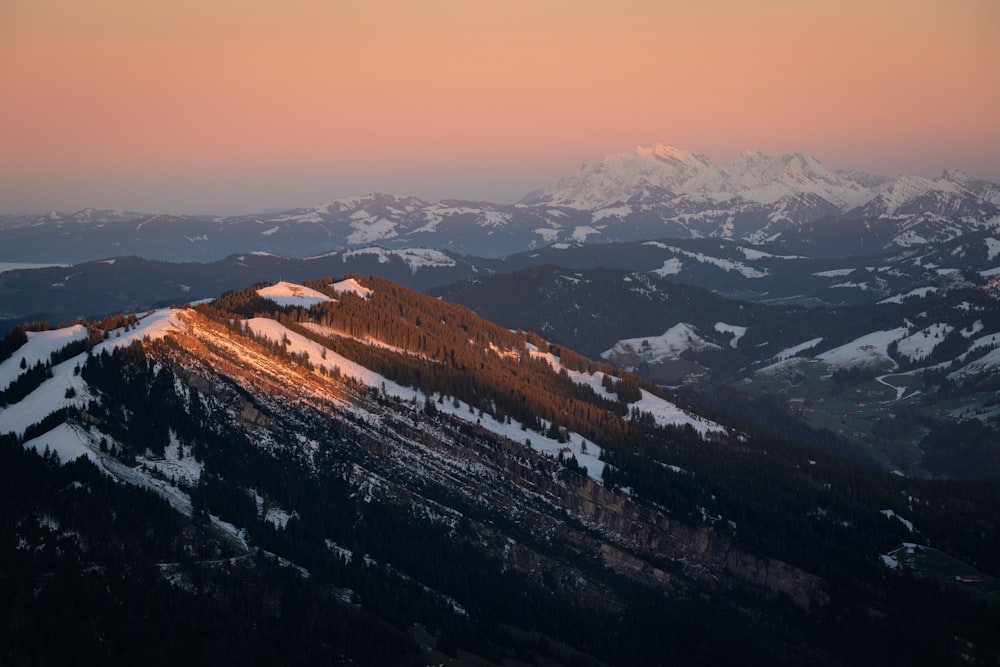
left=1, top=0, right=998, bottom=213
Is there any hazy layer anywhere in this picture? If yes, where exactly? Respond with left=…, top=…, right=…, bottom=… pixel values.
left=1, top=0, right=998, bottom=214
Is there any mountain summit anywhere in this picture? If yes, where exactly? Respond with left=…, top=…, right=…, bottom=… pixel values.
left=522, top=143, right=876, bottom=209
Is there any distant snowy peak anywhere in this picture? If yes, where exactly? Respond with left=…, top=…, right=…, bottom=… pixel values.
left=726, top=151, right=870, bottom=207
left=523, top=143, right=1000, bottom=218
left=271, top=193, right=428, bottom=224
left=848, top=172, right=1000, bottom=220
left=521, top=143, right=718, bottom=209
left=939, top=170, right=1000, bottom=208
left=524, top=144, right=881, bottom=210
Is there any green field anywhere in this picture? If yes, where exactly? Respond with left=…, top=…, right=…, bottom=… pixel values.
left=744, top=362, right=933, bottom=472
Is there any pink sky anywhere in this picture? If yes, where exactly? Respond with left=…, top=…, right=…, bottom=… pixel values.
left=1, top=0, right=998, bottom=214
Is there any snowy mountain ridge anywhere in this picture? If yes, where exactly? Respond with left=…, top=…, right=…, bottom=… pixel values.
left=2, top=145, right=999, bottom=264
left=522, top=143, right=877, bottom=210
left=521, top=143, right=1000, bottom=218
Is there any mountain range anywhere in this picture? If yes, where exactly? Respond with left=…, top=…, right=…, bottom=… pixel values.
left=3, top=144, right=999, bottom=263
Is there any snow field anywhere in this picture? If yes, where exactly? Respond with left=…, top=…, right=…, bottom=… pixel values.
left=2, top=351, right=91, bottom=437
left=602, top=323, right=719, bottom=362
left=895, top=323, right=953, bottom=362
left=257, top=281, right=334, bottom=308
left=0, top=325, right=89, bottom=391
left=816, top=328, right=909, bottom=369
left=529, top=342, right=723, bottom=437
left=330, top=277, right=374, bottom=299
left=22, top=422, right=98, bottom=465
left=714, top=322, right=747, bottom=349
left=340, top=247, right=457, bottom=273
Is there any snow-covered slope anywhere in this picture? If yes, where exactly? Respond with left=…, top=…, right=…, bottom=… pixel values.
left=602, top=323, right=720, bottom=366
left=257, top=281, right=334, bottom=308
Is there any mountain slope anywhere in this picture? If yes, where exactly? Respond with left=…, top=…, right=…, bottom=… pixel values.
left=433, top=265, right=1000, bottom=477
left=2, top=277, right=999, bottom=664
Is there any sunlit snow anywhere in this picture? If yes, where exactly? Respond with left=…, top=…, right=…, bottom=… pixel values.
left=257, top=281, right=333, bottom=308
left=529, top=343, right=722, bottom=436
left=330, top=278, right=374, bottom=299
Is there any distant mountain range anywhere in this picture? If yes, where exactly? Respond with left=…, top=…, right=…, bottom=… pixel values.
left=4, top=227, right=998, bottom=332
left=3, top=144, right=999, bottom=263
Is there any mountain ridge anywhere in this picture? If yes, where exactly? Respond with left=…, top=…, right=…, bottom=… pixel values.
left=3, top=144, right=998, bottom=264
left=3, top=274, right=999, bottom=664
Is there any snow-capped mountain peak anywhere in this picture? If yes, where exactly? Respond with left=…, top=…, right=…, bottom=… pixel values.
left=526, top=143, right=878, bottom=209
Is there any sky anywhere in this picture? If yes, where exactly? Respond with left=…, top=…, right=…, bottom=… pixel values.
left=1, top=0, right=998, bottom=215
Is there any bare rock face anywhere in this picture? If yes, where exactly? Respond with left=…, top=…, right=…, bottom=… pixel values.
left=238, top=401, right=270, bottom=427
left=550, top=473, right=828, bottom=609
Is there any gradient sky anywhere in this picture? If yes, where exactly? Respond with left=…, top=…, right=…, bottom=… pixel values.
left=2, top=0, right=998, bottom=214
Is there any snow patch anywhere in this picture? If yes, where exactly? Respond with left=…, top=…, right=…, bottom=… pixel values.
left=652, top=257, right=683, bottom=276
left=257, top=281, right=333, bottom=308
left=714, top=322, right=747, bottom=349
left=570, top=226, right=601, bottom=242
left=895, top=324, right=953, bottom=362
left=341, top=247, right=456, bottom=273
left=816, top=328, right=909, bottom=370
left=137, top=433, right=204, bottom=487
left=0, top=325, right=89, bottom=391
left=813, top=268, right=854, bottom=278
left=330, top=278, right=373, bottom=299
left=774, top=337, right=823, bottom=361
left=985, top=237, right=1000, bottom=261
left=602, top=323, right=719, bottom=363
left=881, top=509, right=914, bottom=533
left=879, top=287, right=939, bottom=304
left=22, top=422, right=96, bottom=464
left=533, top=228, right=560, bottom=243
